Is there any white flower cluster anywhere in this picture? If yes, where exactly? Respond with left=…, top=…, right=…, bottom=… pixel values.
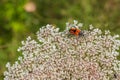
left=4, top=21, right=120, bottom=80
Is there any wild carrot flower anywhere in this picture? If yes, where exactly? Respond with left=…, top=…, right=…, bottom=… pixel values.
left=4, top=20, right=120, bottom=80
left=24, top=1, right=36, bottom=13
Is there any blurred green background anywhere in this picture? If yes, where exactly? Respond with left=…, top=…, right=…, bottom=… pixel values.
left=0, top=0, right=120, bottom=79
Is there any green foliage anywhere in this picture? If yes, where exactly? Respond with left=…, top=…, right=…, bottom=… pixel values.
left=0, top=0, right=120, bottom=79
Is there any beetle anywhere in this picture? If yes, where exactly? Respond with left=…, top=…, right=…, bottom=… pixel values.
left=69, top=27, right=84, bottom=37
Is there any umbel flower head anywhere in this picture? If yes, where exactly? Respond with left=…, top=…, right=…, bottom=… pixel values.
left=4, top=20, right=120, bottom=80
